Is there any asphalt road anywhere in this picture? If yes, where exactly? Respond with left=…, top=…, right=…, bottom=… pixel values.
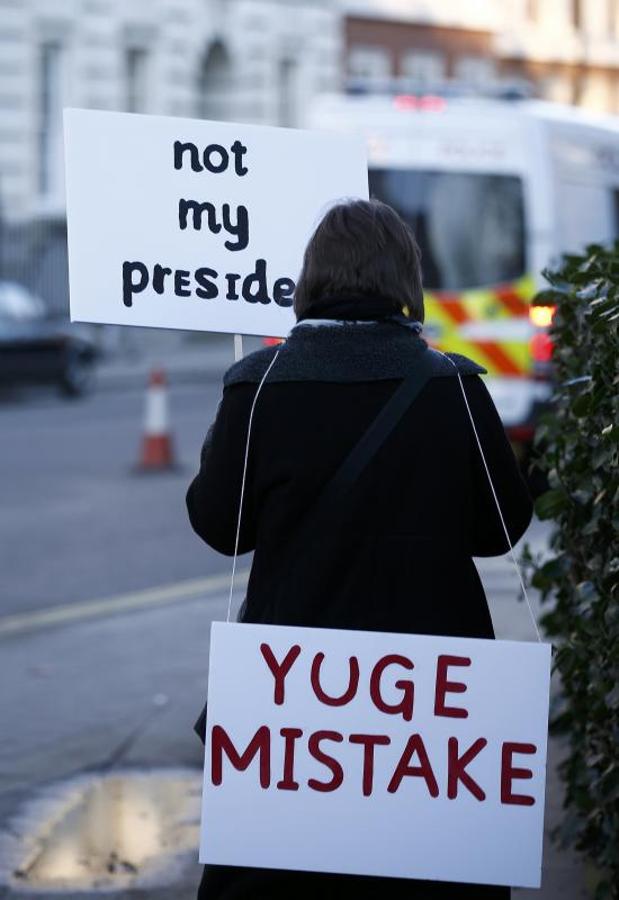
left=0, top=380, right=229, bottom=618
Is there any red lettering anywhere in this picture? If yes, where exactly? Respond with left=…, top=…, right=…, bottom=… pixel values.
left=277, top=727, right=302, bottom=790
left=310, top=652, right=360, bottom=706
left=308, top=730, right=344, bottom=792
left=369, top=654, right=415, bottom=721
left=211, top=725, right=270, bottom=788
left=259, top=643, right=301, bottom=705
left=447, top=737, right=487, bottom=800
left=349, top=733, right=391, bottom=797
left=387, top=733, right=439, bottom=797
left=501, top=742, right=537, bottom=806
left=434, top=655, right=471, bottom=718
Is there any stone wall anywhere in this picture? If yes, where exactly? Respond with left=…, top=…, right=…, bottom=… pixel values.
left=0, top=0, right=341, bottom=309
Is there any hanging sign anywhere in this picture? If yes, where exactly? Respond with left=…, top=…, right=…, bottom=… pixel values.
left=200, top=621, right=551, bottom=888
left=63, top=109, right=368, bottom=337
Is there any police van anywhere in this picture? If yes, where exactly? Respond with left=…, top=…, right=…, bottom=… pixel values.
left=306, top=88, right=619, bottom=451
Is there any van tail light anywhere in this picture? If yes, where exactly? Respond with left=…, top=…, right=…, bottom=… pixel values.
left=393, top=94, right=447, bottom=112
left=507, top=424, right=535, bottom=444
left=394, top=94, right=417, bottom=111
left=529, top=304, right=555, bottom=375
left=529, top=305, right=555, bottom=328
left=530, top=332, right=553, bottom=363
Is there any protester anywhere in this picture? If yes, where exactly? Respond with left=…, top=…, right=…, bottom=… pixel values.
left=186, top=198, right=533, bottom=899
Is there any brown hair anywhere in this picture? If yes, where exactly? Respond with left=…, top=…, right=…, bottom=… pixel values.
left=293, top=198, right=424, bottom=321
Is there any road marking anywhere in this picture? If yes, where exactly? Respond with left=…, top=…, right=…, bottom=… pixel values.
left=0, top=570, right=250, bottom=638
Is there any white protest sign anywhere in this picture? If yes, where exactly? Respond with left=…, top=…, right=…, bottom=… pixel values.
left=64, top=109, right=368, bottom=337
left=201, top=622, right=551, bottom=888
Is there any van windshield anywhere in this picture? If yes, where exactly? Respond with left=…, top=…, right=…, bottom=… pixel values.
left=368, top=169, right=526, bottom=291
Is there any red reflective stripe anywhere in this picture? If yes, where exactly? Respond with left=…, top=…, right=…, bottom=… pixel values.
left=439, top=296, right=470, bottom=325
left=475, top=341, right=522, bottom=375
left=494, top=287, right=529, bottom=317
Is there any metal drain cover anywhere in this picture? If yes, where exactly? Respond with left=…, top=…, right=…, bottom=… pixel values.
left=0, top=769, right=202, bottom=892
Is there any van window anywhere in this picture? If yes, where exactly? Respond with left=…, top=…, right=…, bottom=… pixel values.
left=555, top=179, right=617, bottom=254
left=368, top=169, right=526, bottom=290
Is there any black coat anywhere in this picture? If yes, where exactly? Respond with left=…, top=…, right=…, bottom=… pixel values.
left=187, top=320, right=533, bottom=900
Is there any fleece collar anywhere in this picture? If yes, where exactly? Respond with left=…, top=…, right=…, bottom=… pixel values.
left=224, top=320, right=486, bottom=387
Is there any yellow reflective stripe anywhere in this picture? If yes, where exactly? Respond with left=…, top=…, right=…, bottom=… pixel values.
left=461, top=289, right=500, bottom=320
left=500, top=341, right=530, bottom=371
left=426, top=293, right=505, bottom=374
left=423, top=274, right=537, bottom=376
left=423, top=293, right=454, bottom=328
left=432, top=335, right=501, bottom=374
left=514, top=273, right=536, bottom=297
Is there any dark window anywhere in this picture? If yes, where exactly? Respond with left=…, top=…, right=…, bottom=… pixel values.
left=278, top=58, right=296, bottom=127
left=38, top=41, right=63, bottom=194
left=125, top=47, right=148, bottom=113
left=369, top=169, right=526, bottom=290
left=198, top=41, right=232, bottom=121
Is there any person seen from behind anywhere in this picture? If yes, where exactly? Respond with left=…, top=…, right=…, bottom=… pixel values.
left=187, top=198, right=533, bottom=900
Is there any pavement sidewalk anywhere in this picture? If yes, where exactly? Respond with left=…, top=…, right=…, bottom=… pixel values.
left=477, top=530, right=589, bottom=900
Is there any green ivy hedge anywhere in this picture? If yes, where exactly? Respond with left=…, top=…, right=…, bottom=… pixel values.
left=524, top=243, right=619, bottom=899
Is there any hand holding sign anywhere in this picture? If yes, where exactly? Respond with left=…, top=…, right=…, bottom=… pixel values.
left=64, top=109, right=369, bottom=336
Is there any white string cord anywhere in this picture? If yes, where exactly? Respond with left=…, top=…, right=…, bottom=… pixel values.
left=226, top=347, right=283, bottom=623
left=452, top=366, right=541, bottom=642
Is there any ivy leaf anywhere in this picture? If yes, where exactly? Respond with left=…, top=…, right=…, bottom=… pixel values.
left=605, top=685, right=619, bottom=710
left=529, top=243, right=618, bottom=887
left=535, top=488, right=569, bottom=519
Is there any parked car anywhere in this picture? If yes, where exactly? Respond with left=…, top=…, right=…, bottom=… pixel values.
left=0, top=281, right=99, bottom=396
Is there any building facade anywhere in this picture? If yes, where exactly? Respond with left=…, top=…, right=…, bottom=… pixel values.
left=0, top=0, right=340, bottom=310
left=1, top=0, right=618, bottom=312
left=343, top=0, right=619, bottom=112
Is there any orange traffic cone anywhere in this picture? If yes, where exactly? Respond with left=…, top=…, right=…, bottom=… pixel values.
left=137, top=368, right=175, bottom=471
